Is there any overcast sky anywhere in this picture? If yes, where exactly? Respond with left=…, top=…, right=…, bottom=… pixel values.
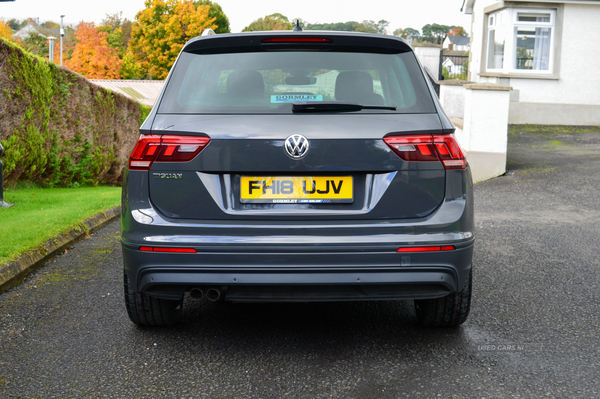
left=0, top=0, right=471, bottom=34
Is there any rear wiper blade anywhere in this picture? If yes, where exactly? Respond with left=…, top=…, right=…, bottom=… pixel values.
left=292, top=101, right=397, bottom=113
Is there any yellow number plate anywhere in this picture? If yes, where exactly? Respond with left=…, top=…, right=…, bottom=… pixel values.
left=240, top=176, right=353, bottom=204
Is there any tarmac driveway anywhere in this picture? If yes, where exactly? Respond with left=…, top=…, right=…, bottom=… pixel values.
left=1, top=125, right=599, bottom=398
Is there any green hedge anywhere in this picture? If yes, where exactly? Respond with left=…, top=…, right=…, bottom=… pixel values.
left=0, top=39, right=150, bottom=187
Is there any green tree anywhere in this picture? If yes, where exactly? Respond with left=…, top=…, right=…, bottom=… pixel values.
left=404, top=27, right=420, bottom=42
left=194, top=0, right=230, bottom=33
left=421, top=23, right=451, bottom=44
left=242, top=13, right=293, bottom=32
left=290, top=17, right=308, bottom=29
left=22, top=33, right=48, bottom=58
left=393, top=28, right=406, bottom=38
left=7, top=18, right=26, bottom=31
left=101, top=12, right=134, bottom=51
left=305, top=21, right=358, bottom=31
left=121, top=51, right=142, bottom=79
left=461, top=59, right=469, bottom=78
left=40, top=21, right=60, bottom=29
left=376, top=19, right=389, bottom=34
left=352, top=20, right=377, bottom=33
left=98, top=25, right=124, bottom=55
left=442, top=66, right=450, bottom=80
left=304, top=20, right=388, bottom=34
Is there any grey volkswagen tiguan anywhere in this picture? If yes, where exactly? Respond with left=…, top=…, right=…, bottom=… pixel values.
left=121, top=31, right=474, bottom=327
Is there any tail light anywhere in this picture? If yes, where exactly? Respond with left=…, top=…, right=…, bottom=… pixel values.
left=383, top=134, right=466, bottom=170
left=129, top=135, right=210, bottom=170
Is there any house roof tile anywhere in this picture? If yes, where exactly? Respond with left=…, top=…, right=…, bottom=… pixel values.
left=447, top=36, right=470, bottom=46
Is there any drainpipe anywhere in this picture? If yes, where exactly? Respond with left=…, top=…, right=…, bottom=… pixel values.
left=48, top=36, right=56, bottom=63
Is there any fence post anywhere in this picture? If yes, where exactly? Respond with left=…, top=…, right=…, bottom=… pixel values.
left=0, top=142, right=14, bottom=208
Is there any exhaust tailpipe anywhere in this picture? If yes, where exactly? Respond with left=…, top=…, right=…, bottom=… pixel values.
left=190, top=288, right=204, bottom=300
left=206, top=288, right=221, bottom=302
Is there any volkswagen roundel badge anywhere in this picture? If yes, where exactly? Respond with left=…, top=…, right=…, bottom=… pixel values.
left=284, top=134, right=309, bottom=159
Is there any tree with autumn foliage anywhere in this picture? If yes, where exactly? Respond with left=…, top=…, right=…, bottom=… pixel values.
left=448, top=26, right=468, bottom=37
left=0, top=21, right=13, bottom=40
left=128, top=0, right=217, bottom=80
left=64, top=22, right=122, bottom=79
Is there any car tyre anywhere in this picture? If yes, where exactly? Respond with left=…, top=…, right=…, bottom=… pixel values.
left=123, top=272, right=182, bottom=326
left=414, top=270, right=472, bottom=327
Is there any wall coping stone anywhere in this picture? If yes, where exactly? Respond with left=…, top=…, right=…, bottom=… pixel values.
left=465, top=82, right=513, bottom=91
left=412, top=43, right=442, bottom=48
left=439, top=79, right=474, bottom=86
left=450, top=117, right=464, bottom=129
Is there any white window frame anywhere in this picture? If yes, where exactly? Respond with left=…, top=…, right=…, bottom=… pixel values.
left=485, top=8, right=556, bottom=75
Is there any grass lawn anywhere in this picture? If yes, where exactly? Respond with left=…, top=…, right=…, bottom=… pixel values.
left=0, top=186, right=121, bottom=265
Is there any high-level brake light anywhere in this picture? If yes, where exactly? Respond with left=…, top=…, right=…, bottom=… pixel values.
left=129, top=135, right=210, bottom=170
left=262, top=37, right=333, bottom=43
left=383, top=134, right=466, bottom=170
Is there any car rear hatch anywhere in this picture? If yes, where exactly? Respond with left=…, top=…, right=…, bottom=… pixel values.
left=131, top=32, right=464, bottom=221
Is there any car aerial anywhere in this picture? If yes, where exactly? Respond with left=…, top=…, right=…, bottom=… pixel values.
left=121, top=28, right=474, bottom=327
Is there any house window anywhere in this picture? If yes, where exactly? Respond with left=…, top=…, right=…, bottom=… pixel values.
left=486, top=8, right=555, bottom=74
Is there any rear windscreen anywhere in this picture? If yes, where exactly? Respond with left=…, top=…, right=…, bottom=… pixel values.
left=157, top=50, right=436, bottom=114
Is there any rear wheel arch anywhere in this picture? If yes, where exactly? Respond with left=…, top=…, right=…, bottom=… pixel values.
left=414, top=269, right=472, bottom=327
left=123, top=271, right=183, bottom=326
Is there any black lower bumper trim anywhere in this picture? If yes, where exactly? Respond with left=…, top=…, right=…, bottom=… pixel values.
left=224, top=284, right=451, bottom=302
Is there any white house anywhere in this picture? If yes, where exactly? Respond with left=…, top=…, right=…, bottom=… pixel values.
left=461, top=0, right=600, bottom=125
left=443, top=36, right=471, bottom=51
left=443, top=57, right=466, bottom=76
left=13, top=23, right=47, bottom=41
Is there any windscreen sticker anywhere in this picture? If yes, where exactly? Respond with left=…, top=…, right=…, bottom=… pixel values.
left=271, top=95, right=323, bottom=103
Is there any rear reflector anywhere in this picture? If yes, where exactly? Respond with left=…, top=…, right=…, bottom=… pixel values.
left=396, top=246, right=455, bottom=253
left=139, top=246, right=197, bottom=253
left=262, top=38, right=333, bottom=43
left=383, top=134, right=466, bottom=170
left=129, top=135, right=210, bottom=170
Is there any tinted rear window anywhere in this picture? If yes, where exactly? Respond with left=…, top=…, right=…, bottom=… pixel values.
left=158, top=51, right=435, bottom=114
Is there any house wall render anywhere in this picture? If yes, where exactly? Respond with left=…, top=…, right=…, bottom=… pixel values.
left=466, top=0, right=600, bottom=125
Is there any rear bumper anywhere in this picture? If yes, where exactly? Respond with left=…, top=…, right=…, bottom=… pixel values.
left=122, top=240, right=474, bottom=301
left=121, top=166, right=474, bottom=301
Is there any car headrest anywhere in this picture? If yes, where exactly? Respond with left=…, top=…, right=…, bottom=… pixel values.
left=335, top=71, right=375, bottom=102
left=227, top=70, right=265, bottom=95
